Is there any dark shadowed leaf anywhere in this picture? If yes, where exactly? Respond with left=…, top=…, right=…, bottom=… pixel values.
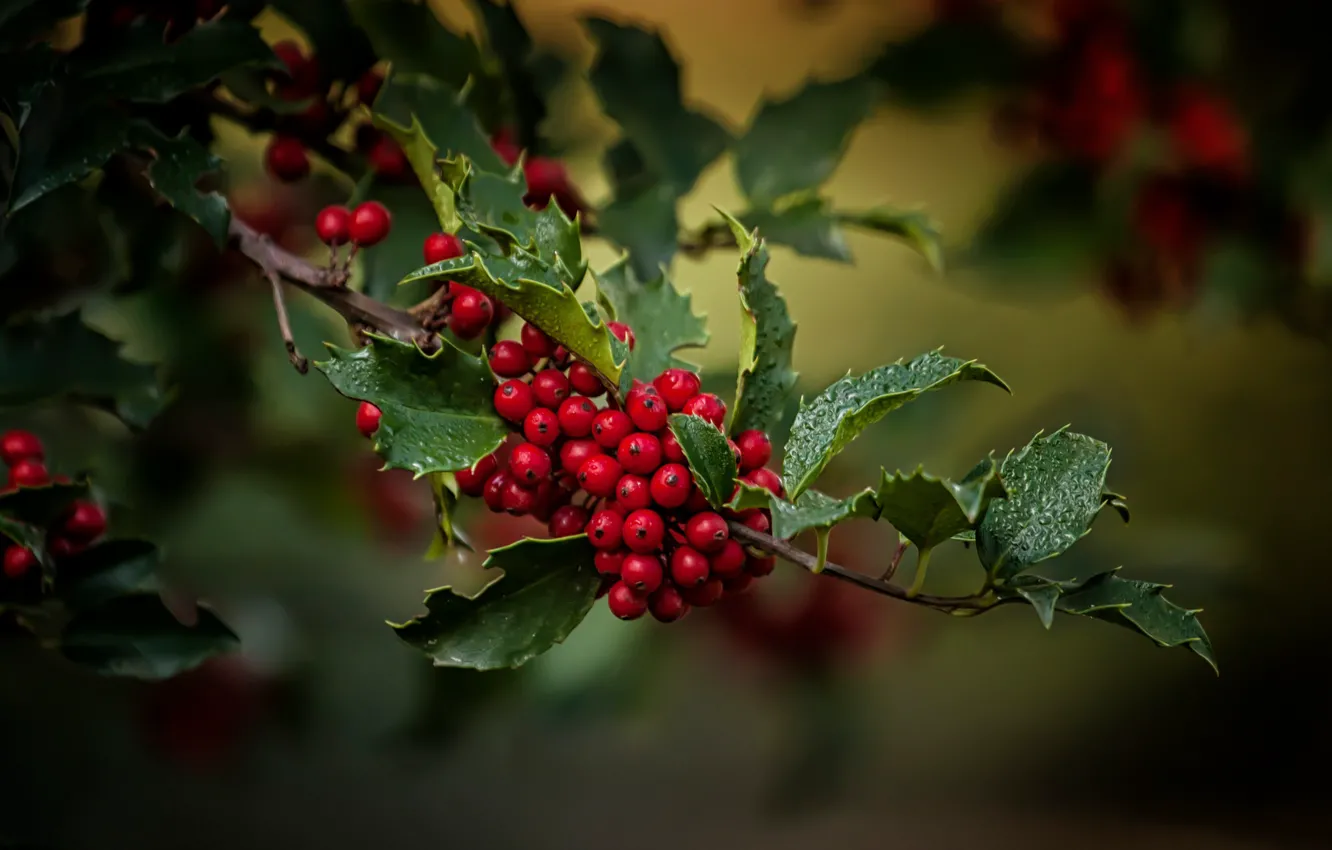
left=61, top=593, right=239, bottom=680
left=742, top=197, right=852, bottom=263
left=131, top=124, right=231, bottom=246
left=348, top=0, right=486, bottom=92
left=874, top=456, right=1006, bottom=550
left=267, top=0, right=376, bottom=81
left=57, top=539, right=161, bottom=609
left=871, top=20, right=1027, bottom=110
left=839, top=205, right=943, bottom=271
left=597, top=183, right=680, bottom=280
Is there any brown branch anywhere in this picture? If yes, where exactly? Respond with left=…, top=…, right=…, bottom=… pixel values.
left=882, top=537, right=909, bottom=581
left=260, top=242, right=308, bottom=373
left=728, top=521, right=1010, bottom=614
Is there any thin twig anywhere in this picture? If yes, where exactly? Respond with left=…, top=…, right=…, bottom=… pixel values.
left=728, top=521, right=1008, bottom=614
left=882, top=538, right=909, bottom=581
left=259, top=236, right=309, bottom=373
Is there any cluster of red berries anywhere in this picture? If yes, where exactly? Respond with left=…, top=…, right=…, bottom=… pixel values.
left=313, top=200, right=393, bottom=253
left=356, top=321, right=784, bottom=624
left=1, top=431, right=109, bottom=582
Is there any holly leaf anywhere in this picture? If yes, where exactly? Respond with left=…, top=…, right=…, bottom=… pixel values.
left=474, top=0, right=545, bottom=153
left=266, top=0, right=376, bottom=81
left=371, top=109, right=462, bottom=235
left=593, top=256, right=708, bottom=381
left=722, top=211, right=799, bottom=441
left=7, top=107, right=130, bottom=214
left=57, top=538, right=161, bottom=609
left=60, top=593, right=239, bottom=680
left=348, top=0, right=485, bottom=92
left=742, top=197, right=852, bottom=263
left=392, top=536, right=601, bottom=670
left=315, top=334, right=508, bottom=477
left=871, top=20, right=1027, bottom=110
left=0, top=313, right=165, bottom=423
left=1002, top=571, right=1216, bottom=673
left=964, top=162, right=1101, bottom=280
left=597, top=183, right=679, bottom=280
left=424, top=472, right=472, bottom=555
left=584, top=18, right=729, bottom=195
left=839, top=205, right=943, bottom=272
left=373, top=74, right=506, bottom=176
left=667, top=414, right=737, bottom=508
left=0, top=0, right=86, bottom=47
left=74, top=19, right=279, bottom=103
left=874, top=456, right=1006, bottom=551
left=131, top=124, right=231, bottom=247
left=783, top=350, right=1009, bottom=499
left=735, top=75, right=876, bottom=206
left=768, top=488, right=878, bottom=541
left=401, top=248, right=621, bottom=388
left=978, top=429, right=1113, bottom=581
left=0, top=480, right=87, bottom=526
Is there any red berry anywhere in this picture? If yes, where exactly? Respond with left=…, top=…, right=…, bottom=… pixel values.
left=523, top=156, right=571, bottom=206
left=265, top=136, right=309, bottom=182
left=618, top=433, right=663, bottom=476
left=595, top=549, right=625, bottom=576
left=0, top=430, right=43, bottom=466
left=685, top=511, right=729, bottom=553
left=653, top=368, right=701, bottom=411
left=424, top=232, right=465, bottom=264
left=566, top=362, right=603, bottom=397
left=591, top=410, right=633, bottom=449
left=746, top=553, right=776, bottom=577
left=483, top=471, right=509, bottom=513
left=47, top=536, right=86, bottom=560
left=63, top=501, right=108, bottom=542
left=489, top=340, right=531, bottom=378
left=661, top=430, right=686, bottom=462
left=455, top=453, right=498, bottom=497
left=349, top=201, right=392, bottom=246
left=620, top=553, right=663, bottom=594
left=356, top=69, right=384, bottom=103
left=559, top=439, right=599, bottom=476
left=522, top=407, right=560, bottom=447
left=9, top=459, right=50, bottom=488
left=493, top=379, right=534, bottom=423
left=607, top=581, right=648, bottom=620
left=586, top=509, right=624, bottom=550
left=681, top=393, right=726, bottom=428
left=501, top=477, right=538, bottom=515
left=577, top=455, right=622, bottom=498
left=607, top=321, right=635, bottom=351
left=547, top=505, right=589, bottom=538
left=685, top=487, right=710, bottom=513
left=557, top=396, right=597, bottom=438
left=315, top=205, right=352, bottom=246
left=615, top=475, right=652, bottom=512
left=723, top=573, right=755, bottom=595
left=520, top=323, right=554, bottom=358
left=627, top=392, right=668, bottom=432
left=531, top=369, right=570, bottom=409
left=622, top=509, right=665, bottom=554
left=735, top=430, right=772, bottom=471
left=550, top=346, right=572, bottom=368
left=491, top=127, right=522, bottom=165
left=682, top=578, right=724, bottom=607
left=649, top=463, right=692, bottom=509
left=355, top=401, right=381, bottom=438
left=669, top=546, right=711, bottom=588
left=508, top=442, right=551, bottom=485
left=369, top=135, right=409, bottom=179
left=273, top=40, right=319, bottom=98
left=743, top=467, right=784, bottom=498
left=648, top=586, right=689, bottom=623
left=742, top=509, right=771, bottom=536
left=3, top=545, right=36, bottom=579
left=450, top=288, right=494, bottom=339
left=709, top=539, right=746, bottom=578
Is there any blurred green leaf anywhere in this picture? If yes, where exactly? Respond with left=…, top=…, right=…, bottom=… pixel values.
left=267, top=0, right=376, bottom=81
left=871, top=20, right=1027, bottom=109
left=374, top=74, right=506, bottom=174
left=585, top=18, right=729, bottom=195
left=424, top=472, right=471, bottom=555
left=722, top=211, right=799, bottom=442
left=965, top=162, right=1102, bottom=279
left=348, top=0, right=485, bottom=92
left=735, top=75, right=876, bottom=205
left=742, top=197, right=852, bottom=263
left=474, top=0, right=545, bottom=152
left=874, top=456, right=1005, bottom=550
left=597, top=183, right=679, bottom=280
left=1002, top=570, right=1216, bottom=672
left=371, top=109, right=462, bottom=234
left=315, top=334, right=508, bottom=477
left=58, top=538, right=161, bottom=609
left=359, top=182, right=442, bottom=303
left=0, top=0, right=86, bottom=48
left=61, top=593, right=239, bottom=680
left=838, top=205, right=943, bottom=271
left=392, top=536, right=601, bottom=670
left=593, top=256, right=707, bottom=381
left=783, top=350, right=1009, bottom=499
left=132, top=124, right=231, bottom=246
left=668, top=413, right=737, bottom=508
left=8, top=107, right=129, bottom=214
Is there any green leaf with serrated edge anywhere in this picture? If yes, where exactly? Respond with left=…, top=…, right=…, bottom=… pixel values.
left=871, top=20, right=1026, bottom=109
left=0, top=314, right=163, bottom=418
left=593, top=256, right=708, bottom=382
left=584, top=18, right=730, bottom=195
left=392, top=536, right=600, bottom=670
left=874, top=456, right=1006, bottom=551
left=978, top=428, right=1112, bottom=581
left=57, top=539, right=161, bottom=609
left=266, top=0, right=376, bottom=81
left=742, top=197, right=852, bottom=263
left=401, top=249, right=621, bottom=387
left=370, top=111, right=461, bottom=235
left=0, top=480, right=87, bottom=526
left=668, top=414, right=737, bottom=508
left=448, top=160, right=584, bottom=279
left=726, top=481, right=773, bottom=513
left=8, top=107, right=130, bottom=213
left=424, top=472, right=472, bottom=555
left=598, top=183, right=679, bottom=280
left=783, top=350, right=1009, bottom=499
left=131, top=125, right=230, bottom=246
left=60, top=593, right=239, bottom=680
left=838, top=206, right=943, bottom=272
left=721, top=210, right=799, bottom=442
left=735, top=75, right=876, bottom=206
left=74, top=19, right=279, bottom=103
left=348, top=0, right=486, bottom=92
left=373, top=74, right=506, bottom=176
left=315, top=334, right=508, bottom=477
left=1001, top=571, right=1216, bottom=673
left=769, top=488, right=878, bottom=541
left=1103, top=490, right=1131, bottom=524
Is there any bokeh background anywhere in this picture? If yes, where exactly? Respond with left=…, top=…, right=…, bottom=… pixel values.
left=4, top=1, right=1331, bottom=848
